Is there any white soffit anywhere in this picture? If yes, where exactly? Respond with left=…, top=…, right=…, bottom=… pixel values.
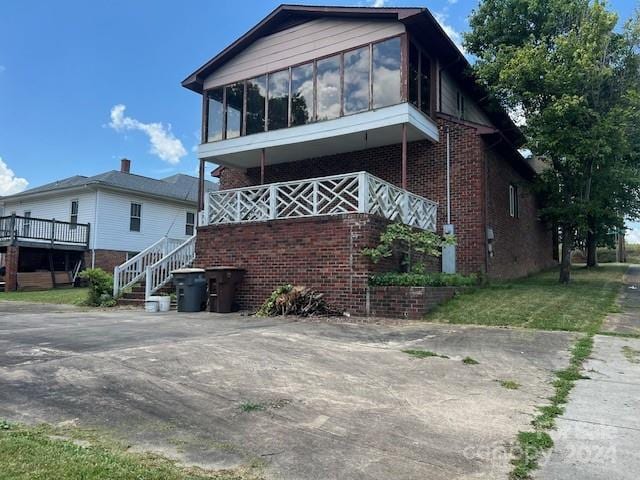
left=197, top=103, right=439, bottom=169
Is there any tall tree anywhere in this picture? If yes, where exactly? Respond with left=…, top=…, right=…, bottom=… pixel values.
left=466, top=0, right=640, bottom=282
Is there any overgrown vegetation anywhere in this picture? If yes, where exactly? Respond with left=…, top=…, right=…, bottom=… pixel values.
left=511, top=335, right=595, bottom=479
left=256, top=284, right=338, bottom=317
left=239, top=402, right=265, bottom=413
left=79, top=268, right=116, bottom=307
left=499, top=380, right=521, bottom=390
left=462, top=356, right=479, bottom=365
left=369, top=272, right=477, bottom=287
left=0, top=288, right=88, bottom=305
left=402, top=349, right=449, bottom=359
left=0, top=420, right=262, bottom=480
left=622, top=345, right=640, bottom=364
left=428, top=265, right=625, bottom=332
left=362, top=223, right=455, bottom=272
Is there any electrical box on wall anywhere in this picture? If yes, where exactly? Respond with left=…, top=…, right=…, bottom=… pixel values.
left=442, top=224, right=456, bottom=273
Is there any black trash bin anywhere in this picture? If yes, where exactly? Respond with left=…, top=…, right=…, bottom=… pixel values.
left=205, top=267, right=245, bottom=313
left=171, top=268, right=206, bottom=312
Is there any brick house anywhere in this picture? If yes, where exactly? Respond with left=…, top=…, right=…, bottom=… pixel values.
left=184, top=4, right=557, bottom=314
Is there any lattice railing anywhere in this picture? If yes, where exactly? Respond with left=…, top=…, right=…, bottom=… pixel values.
left=203, top=171, right=437, bottom=231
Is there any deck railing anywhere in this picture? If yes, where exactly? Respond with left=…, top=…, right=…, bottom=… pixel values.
left=202, top=171, right=438, bottom=231
left=113, top=236, right=185, bottom=297
left=0, top=214, right=90, bottom=247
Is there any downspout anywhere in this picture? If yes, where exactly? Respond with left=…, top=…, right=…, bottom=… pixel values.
left=92, top=189, right=100, bottom=268
left=446, top=125, right=451, bottom=224
left=442, top=124, right=456, bottom=273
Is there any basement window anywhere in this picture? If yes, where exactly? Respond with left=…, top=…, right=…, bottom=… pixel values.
left=509, top=184, right=519, bottom=218
left=130, top=203, right=142, bottom=232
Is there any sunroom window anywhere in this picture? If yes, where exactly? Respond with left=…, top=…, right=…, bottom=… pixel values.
left=343, top=46, right=370, bottom=115
left=207, top=88, right=224, bottom=142
left=291, top=62, right=314, bottom=125
left=246, top=75, right=267, bottom=135
left=372, top=37, right=402, bottom=109
left=316, top=55, right=341, bottom=121
left=268, top=69, right=289, bottom=131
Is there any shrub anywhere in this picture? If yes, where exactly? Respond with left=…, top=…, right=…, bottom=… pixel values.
left=368, top=272, right=478, bottom=287
left=79, top=268, right=115, bottom=307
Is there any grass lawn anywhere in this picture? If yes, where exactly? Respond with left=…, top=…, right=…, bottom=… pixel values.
left=0, top=421, right=262, bottom=480
left=428, top=264, right=626, bottom=333
left=0, top=287, right=88, bottom=305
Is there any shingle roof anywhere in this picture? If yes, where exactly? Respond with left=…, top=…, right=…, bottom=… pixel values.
left=2, top=171, right=217, bottom=204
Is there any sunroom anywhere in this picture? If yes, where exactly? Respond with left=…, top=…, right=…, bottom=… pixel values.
left=186, top=9, right=442, bottom=231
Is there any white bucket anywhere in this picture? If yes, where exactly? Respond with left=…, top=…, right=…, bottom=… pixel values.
left=157, top=296, right=171, bottom=312
left=144, top=300, right=159, bottom=313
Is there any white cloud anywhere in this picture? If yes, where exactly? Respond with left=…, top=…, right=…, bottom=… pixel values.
left=108, top=104, right=187, bottom=165
left=447, top=0, right=458, bottom=4
left=371, top=0, right=385, bottom=7
left=434, top=12, right=466, bottom=56
left=0, top=157, right=28, bottom=195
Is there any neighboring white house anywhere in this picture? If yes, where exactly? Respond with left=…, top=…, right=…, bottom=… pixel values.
left=0, top=159, right=216, bottom=283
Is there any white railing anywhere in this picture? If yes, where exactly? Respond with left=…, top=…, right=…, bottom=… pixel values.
left=145, top=235, right=197, bottom=300
left=203, top=171, right=437, bottom=231
left=113, top=236, right=185, bottom=297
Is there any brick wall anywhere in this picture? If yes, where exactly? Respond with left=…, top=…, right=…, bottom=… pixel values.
left=484, top=148, right=556, bottom=278
left=219, top=118, right=488, bottom=275
left=84, top=250, right=128, bottom=274
left=367, top=286, right=462, bottom=319
left=195, top=214, right=402, bottom=313
left=4, top=246, right=19, bottom=291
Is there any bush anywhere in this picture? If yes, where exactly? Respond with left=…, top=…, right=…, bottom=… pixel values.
left=368, top=272, right=478, bottom=287
left=79, top=268, right=116, bottom=307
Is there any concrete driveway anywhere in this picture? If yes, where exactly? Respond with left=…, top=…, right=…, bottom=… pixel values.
left=0, top=302, right=575, bottom=479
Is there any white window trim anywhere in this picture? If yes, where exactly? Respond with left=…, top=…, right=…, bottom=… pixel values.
left=130, top=202, right=142, bottom=232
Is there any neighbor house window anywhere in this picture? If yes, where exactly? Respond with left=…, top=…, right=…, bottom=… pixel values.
left=23, top=211, right=31, bottom=237
left=372, top=37, right=402, bottom=109
left=316, top=55, right=341, bottom=121
left=246, top=75, right=267, bottom=135
left=70, top=200, right=78, bottom=229
left=186, top=211, right=195, bottom=236
left=130, top=203, right=142, bottom=232
left=343, top=46, right=370, bottom=115
left=268, top=69, right=289, bottom=130
left=509, top=184, right=519, bottom=218
left=207, top=88, right=224, bottom=142
left=225, top=83, right=244, bottom=139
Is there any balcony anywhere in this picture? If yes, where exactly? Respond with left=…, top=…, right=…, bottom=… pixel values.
left=201, top=171, right=437, bottom=231
left=0, top=215, right=90, bottom=250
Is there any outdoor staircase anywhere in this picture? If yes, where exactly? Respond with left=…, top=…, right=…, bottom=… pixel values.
left=118, top=283, right=175, bottom=307
left=113, top=235, right=197, bottom=306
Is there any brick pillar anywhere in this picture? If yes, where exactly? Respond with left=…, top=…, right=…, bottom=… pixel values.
left=5, top=245, right=19, bottom=291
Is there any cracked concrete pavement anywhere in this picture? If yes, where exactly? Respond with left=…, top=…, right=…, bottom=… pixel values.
left=0, top=301, right=576, bottom=479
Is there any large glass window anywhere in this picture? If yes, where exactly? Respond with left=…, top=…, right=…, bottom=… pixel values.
left=343, top=47, right=370, bottom=115
left=290, top=63, right=314, bottom=126
left=408, top=43, right=419, bottom=108
left=246, top=75, right=267, bottom=135
left=316, top=55, right=341, bottom=121
left=268, top=69, right=289, bottom=131
left=420, top=52, right=431, bottom=114
left=207, top=88, right=224, bottom=142
left=372, top=37, right=402, bottom=109
left=225, top=83, right=244, bottom=139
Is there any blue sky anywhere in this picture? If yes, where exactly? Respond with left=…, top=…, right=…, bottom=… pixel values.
left=0, top=0, right=637, bottom=232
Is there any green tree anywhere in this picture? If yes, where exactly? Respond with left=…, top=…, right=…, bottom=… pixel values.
left=466, top=0, right=640, bottom=282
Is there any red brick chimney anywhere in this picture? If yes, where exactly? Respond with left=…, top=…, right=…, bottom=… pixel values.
left=120, top=158, right=131, bottom=174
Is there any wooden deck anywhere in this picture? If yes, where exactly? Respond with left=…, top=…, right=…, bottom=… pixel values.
left=0, top=214, right=90, bottom=251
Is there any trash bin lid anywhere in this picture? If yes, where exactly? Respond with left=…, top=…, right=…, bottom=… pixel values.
left=171, top=268, right=205, bottom=274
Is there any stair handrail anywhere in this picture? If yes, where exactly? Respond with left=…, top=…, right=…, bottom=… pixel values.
left=113, top=236, right=181, bottom=297
left=144, top=235, right=197, bottom=300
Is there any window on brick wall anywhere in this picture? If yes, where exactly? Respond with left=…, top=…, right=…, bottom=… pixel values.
left=509, top=184, right=519, bottom=218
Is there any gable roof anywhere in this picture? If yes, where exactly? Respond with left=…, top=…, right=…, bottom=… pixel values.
left=182, top=4, right=524, bottom=148
left=1, top=171, right=217, bottom=204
